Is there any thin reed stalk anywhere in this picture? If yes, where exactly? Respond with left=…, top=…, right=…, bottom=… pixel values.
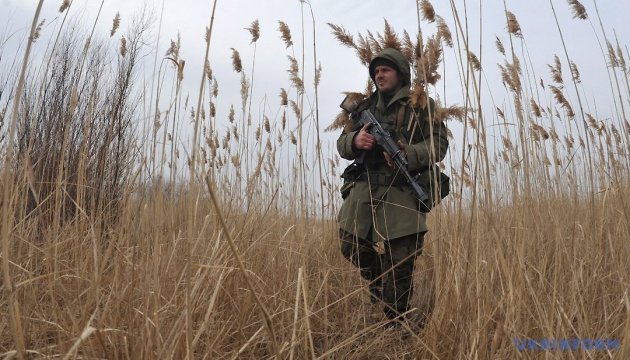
left=549, top=0, right=597, bottom=222
left=204, top=175, right=279, bottom=357
left=2, top=3, right=46, bottom=358
left=191, top=0, right=218, bottom=181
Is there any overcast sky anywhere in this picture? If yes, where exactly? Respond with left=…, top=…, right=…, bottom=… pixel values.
left=2, top=0, right=629, bottom=176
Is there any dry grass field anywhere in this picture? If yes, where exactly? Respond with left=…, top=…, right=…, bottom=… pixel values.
left=1, top=0, right=629, bottom=359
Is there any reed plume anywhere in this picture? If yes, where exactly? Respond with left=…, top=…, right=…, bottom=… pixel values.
left=382, top=20, right=401, bottom=50
left=497, top=107, right=506, bottom=120
left=409, top=84, right=427, bottom=109
left=549, top=55, right=563, bottom=84
left=607, top=41, right=619, bottom=67
left=119, top=36, right=127, bottom=57
left=166, top=33, right=181, bottom=60
left=420, top=0, right=436, bottom=23
left=436, top=16, right=453, bottom=47
left=616, top=44, right=626, bottom=71
left=569, top=60, right=581, bottom=83
left=568, top=0, right=588, bottom=20
left=282, top=110, right=287, bottom=130
left=287, top=55, right=304, bottom=93
left=231, top=48, right=243, bottom=73
left=33, top=19, right=45, bottom=41
left=531, top=123, right=550, bottom=140
left=356, top=33, right=374, bottom=65
left=550, top=85, right=575, bottom=118
left=315, top=62, right=322, bottom=87
left=59, top=0, right=71, bottom=13
left=506, top=11, right=523, bottom=38
left=110, top=12, right=121, bottom=37
left=205, top=60, right=213, bottom=81
left=468, top=51, right=481, bottom=71
left=417, top=35, right=442, bottom=85
left=212, top=79, right=218, bottom=97
left=245, top=19, right=260, bottom=43
left=289, top=100, right=301, bottom=119
left=326, top=111, right=350, bottom=132
left=264, top=116, right=270, bottom=133
left=278, top=21, right=293, bottom=48
left=495, top=36, right=505, bottom=56
left=530, top=99, right=542, bottom=117
left=401, top=31, right=414, bottom=63
left=228, top=105, right=235, bottom=123
left=434, top=105, right=467, bottom=123
left=367, top=30, right=383, bottom=54
left=327, top=23, right=355, bottom=49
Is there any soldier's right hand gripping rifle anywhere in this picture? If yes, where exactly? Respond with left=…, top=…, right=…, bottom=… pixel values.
left=340, top=95, right=432, bottom=212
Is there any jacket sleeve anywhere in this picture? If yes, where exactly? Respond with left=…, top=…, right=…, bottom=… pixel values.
left=404, top=110, right=449, bottom=172
left=337, top=116, right=361, bottom=160
left=336, top=122, right=362, bottom=160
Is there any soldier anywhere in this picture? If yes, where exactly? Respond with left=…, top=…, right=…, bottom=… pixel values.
left=337, top=48, right=449, bottom=326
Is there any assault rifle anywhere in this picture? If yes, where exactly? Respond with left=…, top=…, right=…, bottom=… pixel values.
left=340, top=95, right=431, bottom=212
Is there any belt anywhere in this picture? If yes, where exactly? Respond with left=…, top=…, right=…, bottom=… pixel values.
left=355, top=172, right=409, bottom=187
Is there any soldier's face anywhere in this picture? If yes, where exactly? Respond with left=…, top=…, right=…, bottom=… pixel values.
left=374, top=65, right=402, bottom=95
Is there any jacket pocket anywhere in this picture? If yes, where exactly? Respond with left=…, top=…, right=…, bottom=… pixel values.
left=340, top=163, right=362, bottom=199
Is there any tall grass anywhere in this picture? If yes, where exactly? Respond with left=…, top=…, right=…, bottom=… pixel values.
left=1, top=0, right=629, bottom=358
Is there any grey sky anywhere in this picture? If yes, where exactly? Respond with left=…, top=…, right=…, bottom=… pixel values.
left=3, top=0, right=630, bottom=177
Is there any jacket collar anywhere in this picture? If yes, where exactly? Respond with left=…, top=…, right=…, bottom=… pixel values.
left=375, top=86, right=410, bottom=112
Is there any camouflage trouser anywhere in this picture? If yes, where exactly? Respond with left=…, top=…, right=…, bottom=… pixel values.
left=339, top=229, right=425, bottom=319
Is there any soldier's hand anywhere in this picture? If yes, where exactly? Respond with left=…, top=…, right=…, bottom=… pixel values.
left=383, top=140, right=406, bottom=169
left=353, top=123, right=375, bottom=150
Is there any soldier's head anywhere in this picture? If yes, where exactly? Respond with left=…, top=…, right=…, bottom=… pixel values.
left=369, top=48, right=411, bottom=96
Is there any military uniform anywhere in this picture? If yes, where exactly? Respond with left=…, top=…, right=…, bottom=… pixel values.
left=337, top=48, right=449, bottom=319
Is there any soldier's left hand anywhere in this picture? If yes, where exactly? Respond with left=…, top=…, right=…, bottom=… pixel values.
left=383, top=140, right=406, bottom=169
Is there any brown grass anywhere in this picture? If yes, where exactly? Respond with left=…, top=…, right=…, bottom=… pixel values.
left=1, top=1, right=630, bottom=359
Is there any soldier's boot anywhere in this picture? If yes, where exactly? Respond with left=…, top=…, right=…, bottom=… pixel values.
left=382, top=259, right=426, bottom=338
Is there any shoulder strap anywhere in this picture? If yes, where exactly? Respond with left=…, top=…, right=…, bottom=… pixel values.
left=369, top=98, right=377, bottom=114
left=396, top=100, right=408, bottom=129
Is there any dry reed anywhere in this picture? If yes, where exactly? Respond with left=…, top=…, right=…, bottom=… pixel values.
left=1, top=1, right=629, bottom=359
